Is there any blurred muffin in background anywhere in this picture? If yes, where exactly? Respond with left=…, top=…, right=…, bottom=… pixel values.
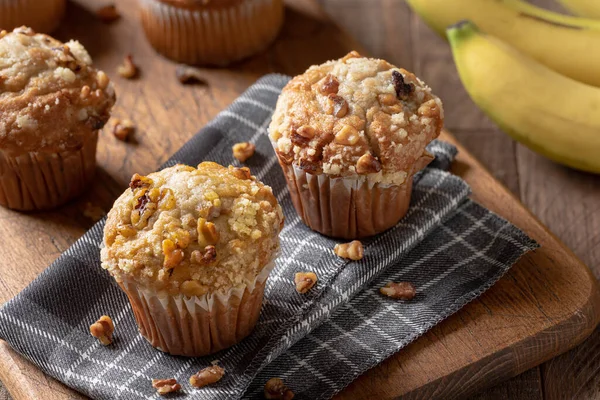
left=0, top=27, right=116, bottom=210
left=0, top=0, right=65, bottom=33
left=101, top=162, right=284, bottom=356
left=269, top=51, right=444, bottom=239
left=139, top=0, right=284, bottom=66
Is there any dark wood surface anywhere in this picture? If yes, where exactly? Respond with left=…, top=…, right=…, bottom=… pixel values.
left=1, top=0, right=599, bottom=399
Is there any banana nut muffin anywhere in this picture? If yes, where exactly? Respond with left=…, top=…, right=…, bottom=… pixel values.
left=0, top=0, right=66, bottom=34
left=139, top=0, right=284, bottom=65
left=0, top=27, right=115, bottom=210
left=269, top=51, right=444, bottom=238
left=101, top=162, right=284, bottom=356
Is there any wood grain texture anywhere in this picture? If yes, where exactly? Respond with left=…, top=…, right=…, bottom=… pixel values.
left=1, top=0, right=599, bottom=399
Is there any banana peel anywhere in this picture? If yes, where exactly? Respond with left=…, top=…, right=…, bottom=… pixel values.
left=406, top=0, right=600, bottom=87
left=447, top=21, right=600, bottom=174
left=501, top=0, right=600, bottom=29
left=557, top=0, right=600, bottom=19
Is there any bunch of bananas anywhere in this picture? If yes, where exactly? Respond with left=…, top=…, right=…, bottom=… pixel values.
left=406, top=0, right=600, bottom=173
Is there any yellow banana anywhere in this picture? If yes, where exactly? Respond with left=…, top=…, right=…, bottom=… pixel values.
left=557, top=0, right=600, bottom=19
left=406, top=0, right=600, bottom=87
left=447, top=21, right=600, bottom=174
left=501, top=0, right=600, bottom=29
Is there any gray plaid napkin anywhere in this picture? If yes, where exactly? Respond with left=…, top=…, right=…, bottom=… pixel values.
left=0, top=75, right=537, bottom=400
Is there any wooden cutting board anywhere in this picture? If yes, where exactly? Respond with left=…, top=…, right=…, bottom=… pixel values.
left=0, top=0, right=599, bottom=399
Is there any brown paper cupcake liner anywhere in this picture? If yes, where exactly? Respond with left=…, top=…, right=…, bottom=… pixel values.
left=279, top=150, right=434, bottom=239
left=0, top=0, right=65, bottom=33
left=280, top=162, right=413, bottom=239
left=0, top=131, right=98, bottom=211
left=139, top=0, right=284, bottom=66
left=119, top=258, right=277, bottom=357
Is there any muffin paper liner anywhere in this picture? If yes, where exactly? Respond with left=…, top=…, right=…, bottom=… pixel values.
left=118, top=258, right=277, bottom=357
left=0, top=131, right=98, bottom=211
left=139, top=0, right=284, bottom=66
left=0, top=0, right=65, bottom=33
left=279, top=152, right=434, bottom=239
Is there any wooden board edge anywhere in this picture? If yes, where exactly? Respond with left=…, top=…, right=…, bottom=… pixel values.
left=405, top=287, right=600, bottom=400
left=424, top=131, right=600, bottom=398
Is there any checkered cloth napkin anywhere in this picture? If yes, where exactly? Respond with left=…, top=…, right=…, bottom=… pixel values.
left=0, top=75, right=537, bottom=400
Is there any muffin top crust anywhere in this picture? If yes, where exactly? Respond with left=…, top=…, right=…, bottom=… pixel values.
left=101, top=162, right=284, bottom=296
left=269, top=51, right=444, bottom=185
left=0, top=27, right=115, bottom=155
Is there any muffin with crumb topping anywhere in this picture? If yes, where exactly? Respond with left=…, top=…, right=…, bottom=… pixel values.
left=269, top=51, right=444, bottom=238
left=0, top=27, right=115, bottom=210
left=139, top=0, right=284, bottom=66
left=101, top=162, right=284, bottom=356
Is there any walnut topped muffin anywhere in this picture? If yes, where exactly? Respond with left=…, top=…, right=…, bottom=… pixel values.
left=102, top=162, right=283, bottom=296
left=269, top=51, right=443, bottom=184
left=0, top=27, right=115, bottom=154
left=139, top=0, right=283, bottom=65
left=269, top=52, right=444, bottom=239
left=101, top=162, right=284, bottom=356
left=0, top=27, right=115, bottom=211
left=0, top=0, right=65, bottom=34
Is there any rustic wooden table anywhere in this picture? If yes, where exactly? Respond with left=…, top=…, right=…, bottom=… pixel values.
left=1, top=0, right=599, bottom=399
left=317, top=0, right=600, bottom=398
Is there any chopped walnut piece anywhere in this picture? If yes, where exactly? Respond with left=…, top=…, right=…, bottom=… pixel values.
left=296, top=125, right=315, bottom=140
left=96, top=4, right=121, bottom=23
left=264, top=378, right=294, bottom=400
left=378, top=93, right=397, bottom=106
left=334, top=240, right=364, bottom=260
left=83, top=202, right=106, bottom=222
left=291, top=133, right=308, bottom=146
left=229, top=166, right=252, bottom=180
left=318, top=74, right=339, bottom=95
left=129, top=173, right=153, bottom=190
left=197, top=218, right=219, bottom=247
left=112, top=119, right=135, bottom=141
left=151, top=378, right=181, bottom=396
left=191, top=245, right=217, bottom=266
left=189, top=365, right=225, bottom=388
left=341, top=50, right=361, bottom=62
left=117, top=223, right=136, bottom=238
left=275, top=149, right=294, bottom=164
left=162, top=239, right=184, bottom=269
left=356, top=153, right=382, bottom=174
left=117, top=54, right=138, bottom=79
left=328, top=94, right=348, bottom=118
left=380, top=282, right=416, bottom=300
left=176, top=65, right=208, bottom=85
left=294, top=272, right=317, bottom=294
left=232, top=142, right=255, bottom=162
left=291, top=125, right=316, bottom=146
left=89, top=315, right=114, bottom=345
left=334, top=125, right=359, bottom=145
left=392, top=70, right=414, bottom=99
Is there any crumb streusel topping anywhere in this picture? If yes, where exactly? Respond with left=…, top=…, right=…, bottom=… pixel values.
left=269, top=51, right=444, bottom=185
left=101, top=162, right=283, bottom=296
left=0, top=26, right=116, bottom=154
